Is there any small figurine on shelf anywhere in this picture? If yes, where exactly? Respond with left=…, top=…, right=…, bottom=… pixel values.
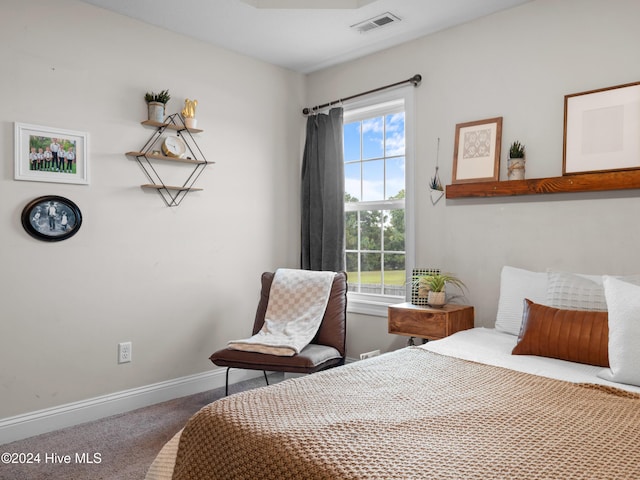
left=182, top=99, right=198, bottom=129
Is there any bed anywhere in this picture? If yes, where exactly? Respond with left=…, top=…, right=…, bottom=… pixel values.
left=146, top=267, right=640, bottom=480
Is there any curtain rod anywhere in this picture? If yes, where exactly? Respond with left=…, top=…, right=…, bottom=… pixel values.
left=302, top=74, right=422, bottom=115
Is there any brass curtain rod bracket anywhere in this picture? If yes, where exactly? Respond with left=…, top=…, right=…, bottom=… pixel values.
left=302, top=74, right=422, bottom=115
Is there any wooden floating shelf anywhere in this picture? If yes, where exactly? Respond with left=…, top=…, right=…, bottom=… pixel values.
left=140, top=120, right=203, bottom=134
left=141, top=184, right=203, bottom=192
left=126, top=151, right=207, bottom=165
left=446, top=170, right=640, bottom=198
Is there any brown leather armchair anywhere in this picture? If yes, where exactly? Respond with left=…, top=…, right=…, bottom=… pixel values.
left=210, top=271, right=347, bottom=395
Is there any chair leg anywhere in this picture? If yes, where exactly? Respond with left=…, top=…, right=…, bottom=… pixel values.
left=226, top=369, right=269, bottom=396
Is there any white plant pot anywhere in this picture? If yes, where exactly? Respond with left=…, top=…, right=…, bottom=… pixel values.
left=430, top=189, right=444, bottom=205
left=428, top=291, right=446, bottom=307
left=148, top=102, right=165, bottom=123
left=184, top=117, right=197, bottom=129
left=507, top=157, right=526, bottom=180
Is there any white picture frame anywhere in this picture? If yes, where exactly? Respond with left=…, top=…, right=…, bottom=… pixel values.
left=14, top=122, right=89, bottom=185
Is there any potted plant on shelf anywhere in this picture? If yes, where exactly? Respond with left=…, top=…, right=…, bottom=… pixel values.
left=508, top=140, right=526, bottom=180
left=145, top=89, right=171, bottom=123
left=412, top=272, right=467, bottom=307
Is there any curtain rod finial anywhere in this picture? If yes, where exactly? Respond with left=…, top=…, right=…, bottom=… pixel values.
left=302, top=107, right=311, bottom=115
left=411, top=74, right=422, bottom=86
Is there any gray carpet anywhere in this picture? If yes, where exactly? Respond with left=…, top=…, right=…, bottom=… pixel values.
left=1, top=373, right=283, bottom=480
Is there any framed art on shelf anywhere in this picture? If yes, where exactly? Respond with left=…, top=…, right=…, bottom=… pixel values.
left=14, top=122, right=89, bottom=185
left=21, top=196, right=82, bottom=242
left=563, top=81, right=640, bottom=175
left=452, top=117, right=502, bottom=184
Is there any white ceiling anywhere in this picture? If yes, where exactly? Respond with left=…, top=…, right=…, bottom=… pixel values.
left=80, top=0, right=531, bottom=73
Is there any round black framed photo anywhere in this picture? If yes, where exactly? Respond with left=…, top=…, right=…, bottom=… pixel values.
left=21, top=195, right=82, bottom=242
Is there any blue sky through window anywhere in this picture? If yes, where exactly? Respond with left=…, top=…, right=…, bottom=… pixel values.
left=344, top=113, right=405, bottom=201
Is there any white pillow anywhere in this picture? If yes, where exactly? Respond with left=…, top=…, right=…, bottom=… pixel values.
left=546, top=271, right=640, bottom=312
left=546, top=271, right=607, bottom=311
left=495, top=266, right=548, bottom=336
left=597, top=276, right=640, bottom=387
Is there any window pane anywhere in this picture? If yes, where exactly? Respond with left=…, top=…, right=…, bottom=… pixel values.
left=360, top=210, right=381, bottom=250
left=362, top=117, right=383, bottom=159
left=385, top=112, right=405, bottom=156
left=362, top=159, right=384, bottom=201
left=384, top=208, right=405, bottom=252
left=360, top=253, right=382, bottom=280
left=345, top=211, right=358, bottom=250
left=346, top=252, right=359, bottom=282
left=344, top=162, right=361, bottom=201
left=343, top=122, right=361, bottom=161
left=386, top=157, right=405, bottom=200
left=384, top=253, right=405, bottom=296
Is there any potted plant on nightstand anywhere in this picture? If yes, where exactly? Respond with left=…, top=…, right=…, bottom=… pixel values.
left=412, top=272, right=467, bottom=307
left=145, top=89, right=171, bottom=123
left=508, top=140, right=526, bottom=180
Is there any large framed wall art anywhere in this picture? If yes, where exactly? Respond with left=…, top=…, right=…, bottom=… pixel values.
left=563, top=81, right=640, bottom=175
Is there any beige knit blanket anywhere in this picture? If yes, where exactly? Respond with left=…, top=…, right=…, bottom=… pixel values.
left=171, top=349, right=640, bottom=480
left=227, top=268, right=335, bottom=356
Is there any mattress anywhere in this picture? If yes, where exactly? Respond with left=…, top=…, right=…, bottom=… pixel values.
left=422, top=327, right=640, bottom=393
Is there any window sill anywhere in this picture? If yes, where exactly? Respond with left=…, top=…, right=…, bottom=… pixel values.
left=347, top=292, right=404, bottom=317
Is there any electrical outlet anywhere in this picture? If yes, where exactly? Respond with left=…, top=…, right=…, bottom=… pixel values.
left=118, top=342, right=132, bottom=364
left=360, top=349, right=380, bottom=360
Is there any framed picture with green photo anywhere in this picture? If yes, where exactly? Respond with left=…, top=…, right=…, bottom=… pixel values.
left=14, top=122, right=89, bottom=185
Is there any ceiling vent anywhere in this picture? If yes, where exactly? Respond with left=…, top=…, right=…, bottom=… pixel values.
left=351, top=12, right=401, bottom=33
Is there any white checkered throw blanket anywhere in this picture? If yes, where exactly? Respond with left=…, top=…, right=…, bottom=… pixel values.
left=227, top=269, right=335, bottom=356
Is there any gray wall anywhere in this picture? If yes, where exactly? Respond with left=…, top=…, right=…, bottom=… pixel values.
left=305, top=0, right=640, bottom=356
left=0, top=0, right=304, bottom=418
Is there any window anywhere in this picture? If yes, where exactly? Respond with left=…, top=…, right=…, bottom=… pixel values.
left=343, top=90, right=414, bottom=316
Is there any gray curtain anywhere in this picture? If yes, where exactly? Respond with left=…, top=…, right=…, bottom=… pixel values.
left=301, top=107, right=345, bottom=272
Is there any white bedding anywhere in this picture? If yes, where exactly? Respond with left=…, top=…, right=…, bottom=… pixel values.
left=422, top=327, right=640, bottom=394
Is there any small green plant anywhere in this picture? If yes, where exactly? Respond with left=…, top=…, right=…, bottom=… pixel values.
left=509, top=140, right=525, bottom=159
left=412, top=272, right=467, bottom=293
left=144, top=89, right=171, bottom=105
left=429, top=174, right=443, bottom=191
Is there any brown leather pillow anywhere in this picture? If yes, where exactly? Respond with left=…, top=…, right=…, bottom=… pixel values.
left=512, top=299, right=609, bottom=367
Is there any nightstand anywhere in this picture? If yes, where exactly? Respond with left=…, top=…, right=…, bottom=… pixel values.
left=388, top=302, right=474, bottom=345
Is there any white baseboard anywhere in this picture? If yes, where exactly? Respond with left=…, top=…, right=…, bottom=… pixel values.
left=0, top=367, right=262, bottom=445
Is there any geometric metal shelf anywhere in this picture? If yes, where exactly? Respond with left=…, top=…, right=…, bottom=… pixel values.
left=126, top=113, right=212, bottom=207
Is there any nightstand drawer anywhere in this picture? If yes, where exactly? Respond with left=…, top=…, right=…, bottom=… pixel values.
left=388, top=303, right=474, bottom=341
left=388, top=310, right=447, bottom=338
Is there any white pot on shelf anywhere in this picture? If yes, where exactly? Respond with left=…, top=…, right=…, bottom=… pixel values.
left=507, top=157, right=526, bottom=180
left=184, top=117, right=197, bottom=129
left=427, top=291, right=446, bottom=307
left=147, top=102, right=165, bottom=123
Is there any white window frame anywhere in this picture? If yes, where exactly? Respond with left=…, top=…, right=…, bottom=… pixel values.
left=343, top=87, right=415, bottom=316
